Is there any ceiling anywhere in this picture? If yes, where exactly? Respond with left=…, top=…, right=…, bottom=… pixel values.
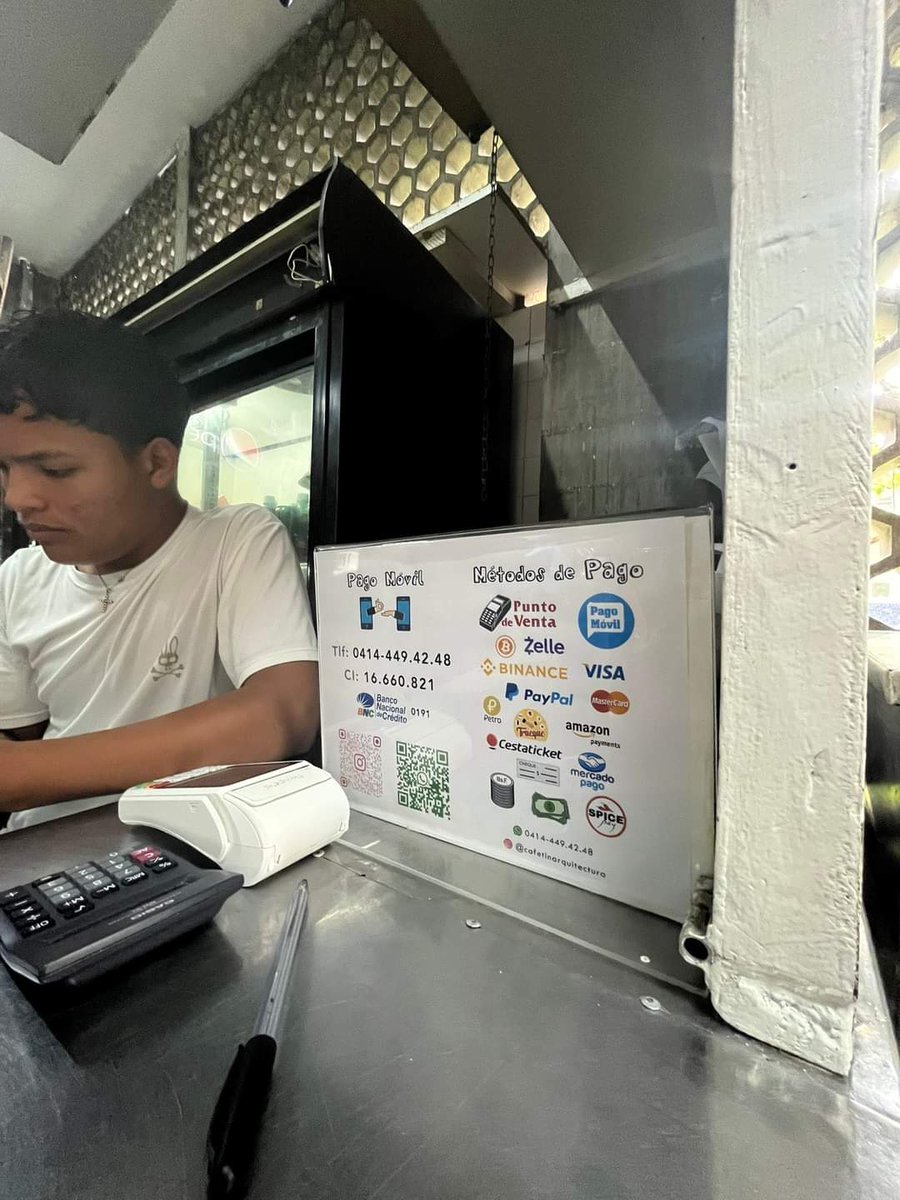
left=1, top=0, right=733, bottom=285
left=0, top=0, right=328, bottom=275
left=413, top=0, right=734, bottom=282
left=0, top=0, right=178, bottom=163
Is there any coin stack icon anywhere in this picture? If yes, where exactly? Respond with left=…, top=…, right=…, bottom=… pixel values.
left=490, top=772, right=515, bottom=808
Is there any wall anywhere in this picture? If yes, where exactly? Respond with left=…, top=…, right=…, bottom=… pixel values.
left=541, top=254, right=728, bottom=523
left=709, top=0, right=880, bottom=1073
left=61, top=1, right=543, bottom=317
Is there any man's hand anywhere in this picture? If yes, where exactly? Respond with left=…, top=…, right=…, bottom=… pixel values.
left=0, top=662, right=319, bottom=812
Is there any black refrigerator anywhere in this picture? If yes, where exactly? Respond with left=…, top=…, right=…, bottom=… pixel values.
left=113, top=161, right=513, bottom=580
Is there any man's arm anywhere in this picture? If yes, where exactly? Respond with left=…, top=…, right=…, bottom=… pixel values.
left=0, top=661, right=318, bottom=812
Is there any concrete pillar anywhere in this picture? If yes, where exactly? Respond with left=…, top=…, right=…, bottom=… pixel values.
left=709, top=0, right=881, bottom=1072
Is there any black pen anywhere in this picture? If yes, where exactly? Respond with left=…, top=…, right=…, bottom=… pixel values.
left=206, top=879, right=309, bottom=1199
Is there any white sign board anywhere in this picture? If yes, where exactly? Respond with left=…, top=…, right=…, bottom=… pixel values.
left=315, top=512, right=715, bottom=921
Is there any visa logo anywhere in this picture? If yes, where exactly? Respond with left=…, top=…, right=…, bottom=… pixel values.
left=583, top=664, right=625, bottom=680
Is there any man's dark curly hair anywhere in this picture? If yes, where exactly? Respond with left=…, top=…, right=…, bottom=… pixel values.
left=0, top=310, right=191, bottom=450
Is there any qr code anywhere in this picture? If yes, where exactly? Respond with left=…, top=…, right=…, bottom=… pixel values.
left=338, top=728, right=383, bottom=797
left=396, top=742, right=450, bottom=820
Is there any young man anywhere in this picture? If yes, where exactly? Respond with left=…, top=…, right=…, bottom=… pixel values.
left=0, top=310, right=319, bottom=831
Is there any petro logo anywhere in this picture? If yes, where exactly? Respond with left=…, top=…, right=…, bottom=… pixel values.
left=483, top=696, right=501, bottom=717
left=577, top=593, right=634, bottom=650
left=578, top=751, right=606, bottom=773
left=591, top=690, right=631, bottom=716
left=586, top=796, right=627, bottom=837
left=357, top=692, right=375, bottom=710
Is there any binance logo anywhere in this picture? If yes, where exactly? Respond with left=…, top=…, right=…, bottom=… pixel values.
left=481, top=658, right=496, bottom=676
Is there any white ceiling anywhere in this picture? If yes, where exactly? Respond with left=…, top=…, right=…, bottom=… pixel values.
left=0, top=0, right=178, bottom=163
left=0, top=0, right=328, bottom=276
left=416, top=0, right=734, bottom=282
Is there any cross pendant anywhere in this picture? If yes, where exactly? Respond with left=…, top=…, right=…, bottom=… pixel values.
left=101, top=589, right=113, bottom=613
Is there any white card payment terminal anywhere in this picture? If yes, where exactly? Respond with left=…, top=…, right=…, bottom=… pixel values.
left=119, top=761, right=350, bottom=886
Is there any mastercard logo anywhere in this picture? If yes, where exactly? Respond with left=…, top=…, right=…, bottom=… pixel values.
left=591, top=689, right=630, bottom=716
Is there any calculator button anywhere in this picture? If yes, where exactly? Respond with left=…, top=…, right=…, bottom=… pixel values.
left=128, top=847, right=162, bottom=866
left=60, top=900, right=94, bottom=919
left=5, top=898, right=35, bottom=913
left=1, top=888, right=29, bottom=908
left=120, top=870, right=147, bottom=885
left=91, top=882, right=119, bottom=899
left=10, top=904, right=43, bottom=924
left=151, top=859, right=176, bottom=873
left=20, top=918, right=54, bottom=937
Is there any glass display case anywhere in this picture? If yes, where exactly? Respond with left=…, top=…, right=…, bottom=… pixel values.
left=178, top=368, right=314, bottom=570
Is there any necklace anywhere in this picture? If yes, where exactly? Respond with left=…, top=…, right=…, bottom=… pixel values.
left=96, top=571, right=127, bottom=614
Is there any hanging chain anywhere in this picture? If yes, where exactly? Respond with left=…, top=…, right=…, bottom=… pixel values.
left=480, top=130, right=500, bottom=507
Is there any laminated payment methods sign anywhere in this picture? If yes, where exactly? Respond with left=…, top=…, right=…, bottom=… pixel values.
left=315, top=511, right=715, bottom=920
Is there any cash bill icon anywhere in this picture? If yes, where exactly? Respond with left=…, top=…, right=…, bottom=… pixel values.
left=532, top=792, right=570, bottom=825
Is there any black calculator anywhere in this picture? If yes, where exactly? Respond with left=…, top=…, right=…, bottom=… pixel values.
left=0, top=845, right=243, bottom=986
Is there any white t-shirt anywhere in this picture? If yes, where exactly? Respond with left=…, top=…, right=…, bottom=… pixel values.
left=0, top=504, right=318, bottom=830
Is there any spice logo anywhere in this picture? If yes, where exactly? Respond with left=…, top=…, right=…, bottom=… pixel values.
left=577, top=593, right=634, bottom=650
left=586, top=796, right=627, bottom=838
left=591, top=690, right=631, bottom=716
left=513, top=709, right=549, bottom=742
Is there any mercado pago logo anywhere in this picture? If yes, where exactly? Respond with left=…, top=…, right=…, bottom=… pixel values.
left=571, top=750, right=615, bottom=790
left=577, top=593, right=635, bottom=650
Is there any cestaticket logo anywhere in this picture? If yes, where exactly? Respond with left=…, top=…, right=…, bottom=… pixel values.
left=577, top=593, right=634, bottom=650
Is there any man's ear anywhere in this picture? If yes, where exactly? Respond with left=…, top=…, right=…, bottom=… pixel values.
left=141, top=437, right=180, bottom=490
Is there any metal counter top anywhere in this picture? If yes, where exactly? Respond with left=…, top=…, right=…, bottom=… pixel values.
left=1, top=806, right=898, bottom=1200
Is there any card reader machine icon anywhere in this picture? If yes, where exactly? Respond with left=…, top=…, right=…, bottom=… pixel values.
left=479, top=594, right=511, bottom=631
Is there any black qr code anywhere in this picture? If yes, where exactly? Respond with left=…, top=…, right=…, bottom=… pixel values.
left=338, top=729, right=383, bottom=797
left=396, top=742, right=450, bottom=820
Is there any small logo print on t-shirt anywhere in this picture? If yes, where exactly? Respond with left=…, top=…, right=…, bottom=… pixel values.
left=151, top=637, right=184, bottom=681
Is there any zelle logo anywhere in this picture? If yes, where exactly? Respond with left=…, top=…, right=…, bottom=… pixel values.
left=523, top=636, right=565, bottom=655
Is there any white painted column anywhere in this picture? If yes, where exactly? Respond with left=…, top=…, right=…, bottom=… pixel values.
left=710, top=0, right=881, bottom=1073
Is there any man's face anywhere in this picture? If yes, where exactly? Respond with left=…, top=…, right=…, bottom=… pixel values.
left=0, top=404, right=161, bottom=567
